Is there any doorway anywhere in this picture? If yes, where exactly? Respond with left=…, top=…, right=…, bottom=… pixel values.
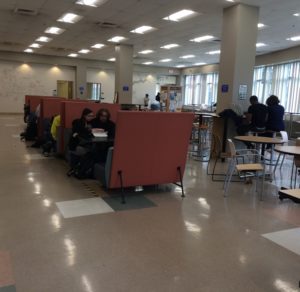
left=57, top=80, right=73, bottom=99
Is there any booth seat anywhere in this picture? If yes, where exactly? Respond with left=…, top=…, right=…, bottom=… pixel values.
left=94, top=111, right=194, bottom=203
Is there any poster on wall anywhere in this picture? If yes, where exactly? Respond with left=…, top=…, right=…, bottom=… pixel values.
left=239, top=85, right=248, bottom=100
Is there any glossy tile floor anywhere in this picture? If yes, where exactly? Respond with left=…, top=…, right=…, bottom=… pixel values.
left=0, top=115, right=300, bottom=292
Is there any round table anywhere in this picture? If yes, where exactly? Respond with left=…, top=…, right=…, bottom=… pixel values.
left=275, top=146, right=300, bottom=188
left=275, top=146, right=300, bottom=156
left=234, top=136, right=283, bottom=145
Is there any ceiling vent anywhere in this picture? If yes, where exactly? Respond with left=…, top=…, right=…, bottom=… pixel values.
left=14, top=7, right=38, bottom=16
left=96, top=22, right=120, bottom=29
left=212, top=39, right=221, bottom=42
left=0, top=41, right=21, bottom=46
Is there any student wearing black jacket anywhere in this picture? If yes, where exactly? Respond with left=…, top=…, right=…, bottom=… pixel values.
left=69, top=108, right=94, bottom=152
left=91, top=109, right=116, bottom=138
left=91, top=109, right=116, bottom=163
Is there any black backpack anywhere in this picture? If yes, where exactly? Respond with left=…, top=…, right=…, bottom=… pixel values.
left=73, top=152, right=95, bottom=179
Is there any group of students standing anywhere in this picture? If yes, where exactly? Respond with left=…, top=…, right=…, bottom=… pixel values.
left=238, top=94, right=285, bottom=136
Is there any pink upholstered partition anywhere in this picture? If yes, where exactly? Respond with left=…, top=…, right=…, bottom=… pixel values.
left=41, top=98, right=64, bottom=119
left=109, top=112, right=194, bottom=189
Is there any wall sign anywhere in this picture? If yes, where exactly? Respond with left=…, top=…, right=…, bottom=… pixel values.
left=221, top=84, right=229, bottom=93
left=123, top=86, right=129, bottom=92
left=239, top=85, right=248, bottom=100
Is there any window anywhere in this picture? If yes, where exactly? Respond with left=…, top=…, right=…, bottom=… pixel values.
left=87, top=83, right=101, bottom=100
left=253, top=61, right=300, bottom=113
left=184, top=73, right=218, bottom=105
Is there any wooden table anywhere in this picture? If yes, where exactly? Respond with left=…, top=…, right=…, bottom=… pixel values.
left=275, top=146, right=300, bottom=188
left=234, top=136, right=283, bottom=145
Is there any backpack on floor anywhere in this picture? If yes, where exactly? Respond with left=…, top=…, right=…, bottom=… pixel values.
left=73, top=152, right=95, bottom=180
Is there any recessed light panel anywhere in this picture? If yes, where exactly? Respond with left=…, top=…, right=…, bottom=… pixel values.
left=45, top=27, right=65, bottom=35
left=143, top=62, right=154, bottom=65
left=29, top=43, right=42, bottom=48
left=76, top=0, right=106, bottom=7
left=24, top=48, right=33, bottom=53
left=108, top=36, right=126, bottom=43
left=160, top=44, right=179, bottom=50
left=288, top=35, right=300, bottom=42
left=163, top=9, right=197, bottom=22
left=206, top=50, right=221, bottom=55
left=36, top=36, right=52, bottom=43
left=190, top=35, right=214, bottom=43
left=68, top=53, right=78, bottom=57
left=130, top=26, right=155, bottom=34
left=194, top=62, right=206, bottom=66
left=58, top=13, right=82, bottom=24
left=293, top=13, right=300, bottom=17
left=91, top=43, right=105, bottom=49
left=159, top=59, right=172, bottom=62
left=256, top=43, right=267, bottom=47
left=78, top=49, right=90, bottom=54
left=138, top=50, right=154, bottom=54
left=176, top=65, right=186, bottom=68
left=108, top=58, right=116, bottom=61
left=180, top=55, right=195, bottom=59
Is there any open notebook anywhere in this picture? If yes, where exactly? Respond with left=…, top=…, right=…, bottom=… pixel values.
left=93, top=132, right=108, bottom=138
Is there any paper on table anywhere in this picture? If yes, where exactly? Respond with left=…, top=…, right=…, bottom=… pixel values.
left=93, top=132, right=108, bottom=138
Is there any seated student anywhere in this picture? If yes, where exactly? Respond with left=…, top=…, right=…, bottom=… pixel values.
left=237, top=95, right=268, bottom=135
left=42, top=115, right=61, bottom=156
left=91, top=109, right=116, bottom=163
left=265, top=95, right=285, bottom=133
left=91, top=109, right=116, bottom=138
left=68, top=108, right=94, bottom=175
left=51, top=115, right=61, bottom=142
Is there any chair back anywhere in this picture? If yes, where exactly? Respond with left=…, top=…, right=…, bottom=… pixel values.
left=227, top=139, right=236, bottom=158
left=279, top=131, right=289, bottom=144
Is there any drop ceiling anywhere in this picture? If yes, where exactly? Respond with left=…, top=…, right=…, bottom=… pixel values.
left=0, top=0, right=299, bottom=68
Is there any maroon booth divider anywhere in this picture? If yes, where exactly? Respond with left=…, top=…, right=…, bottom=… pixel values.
left=108, top=112, right=194, bottom=189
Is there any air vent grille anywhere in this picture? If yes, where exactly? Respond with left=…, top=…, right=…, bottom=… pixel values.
left=96, top=22, right=120, bottom=29
left=14, top=7, right=38, bottom=16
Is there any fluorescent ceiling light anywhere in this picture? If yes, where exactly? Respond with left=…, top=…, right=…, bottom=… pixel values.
left=160, top=44, right=179, bottom=50
left=58, top=13, right=82, bottom=24
left=91, top=43, right=105, bottom=49
left=76, top=0, right=105, bottom=7
left=68, top=53, right=78, bottom=57
left=36, top=36, right=52, bottom=43
left=206, top=50, right=221, bottom=55
left=258, top=23, right=266, bottom=29
left=163, top=9, right=197, bottom=22
left=130, top=26, right=155, bottom=34
left=45, top=27, right=65, bottom=35
left=180, top=55, right=195, bottom=59
left=78, top=49, right=90, bottom=54
left=288, top=35, right=300, bottom=42
left=190, top=35, right=214, bottom=42
left=194, top=62, right=206, bottom=66
left=108, top=58, right=116, bottom=61
left=159, top=59, right=172, bottom=63
left=256, top=43, right=267, bottom=47
left=108, top=36, right=126, bottom=43
left=293, top=13, right=300, bottom=17
left=226, top=0, right=235, bottom=2
left=138, top=50, right=154, bottom=54
left=176, top=65, right=186, bottom=68
left=143, top=62, right=154, bottom=65
left=24, top=48, right=33, bottom=53
left=29, top=43, right=42, bottom=48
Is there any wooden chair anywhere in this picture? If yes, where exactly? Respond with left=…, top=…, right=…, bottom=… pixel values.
left=224, top=139, right=266, bottom=200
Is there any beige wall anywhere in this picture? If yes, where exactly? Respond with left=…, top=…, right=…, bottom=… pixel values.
left=0, top=50, right=181, bottom=113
